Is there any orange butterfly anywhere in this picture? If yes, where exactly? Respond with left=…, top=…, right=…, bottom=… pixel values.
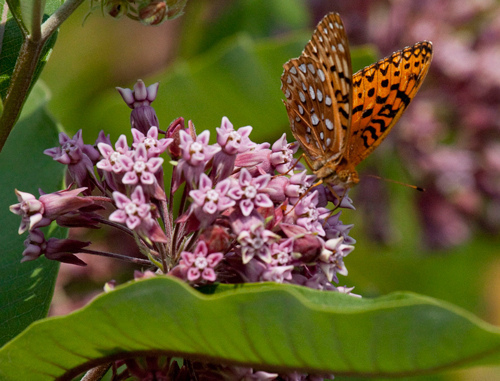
left=281, top=12, right=433, bottom=189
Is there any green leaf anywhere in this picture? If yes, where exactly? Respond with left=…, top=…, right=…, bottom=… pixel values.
left=0, top=81, right=63, bottom=346
left=1, top=277, right=500, bottom=380
left=0, top=0, right=59, bottom=101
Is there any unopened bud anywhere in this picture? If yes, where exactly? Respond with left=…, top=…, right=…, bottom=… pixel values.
left=139, top=1, right=167, bottom=26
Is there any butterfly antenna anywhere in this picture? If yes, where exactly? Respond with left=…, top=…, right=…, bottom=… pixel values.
left=364, top=174, right=425, bottom=192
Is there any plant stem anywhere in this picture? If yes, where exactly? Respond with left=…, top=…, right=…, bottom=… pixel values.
left=79, top=248, right=153, bottom=266
left=0, top=0, right=85, bottom=153
left=40, top=0, right=85, bottom=40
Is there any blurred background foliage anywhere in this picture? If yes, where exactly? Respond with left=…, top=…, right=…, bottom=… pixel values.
left=37, top=0, right=500, bottom=378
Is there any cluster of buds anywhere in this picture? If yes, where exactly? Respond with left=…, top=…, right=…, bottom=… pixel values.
left=102, top=0, right=187, bottom=25
left=10, top=79, right=358, bottom=379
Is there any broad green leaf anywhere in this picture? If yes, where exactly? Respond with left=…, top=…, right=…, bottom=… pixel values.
left=0, top=0, right=59, bottom=101
left=0, top=81, right=63, bottom=346
left=1, top=277, right=500, bottom=380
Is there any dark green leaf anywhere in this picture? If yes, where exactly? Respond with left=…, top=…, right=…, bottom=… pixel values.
left=0, top=81, right=64, bottom=346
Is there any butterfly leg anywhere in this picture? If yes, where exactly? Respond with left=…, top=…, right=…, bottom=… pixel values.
left=284, top=178, right=324, bottom=216
left=273, top=153, right=307, bottom=179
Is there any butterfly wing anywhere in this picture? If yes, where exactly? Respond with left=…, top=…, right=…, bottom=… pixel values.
left=281, top=13, right=353, bottom=169
left=347, top=41, right=433, bottom=166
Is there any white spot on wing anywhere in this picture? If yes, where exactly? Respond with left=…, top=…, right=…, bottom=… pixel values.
left=325, top=119, right=334, bottom=131
left=326, top=137, right=332, bottom=147
left=311, top=113, right=319, bottom=126
left=320, top=131, right=324, bottom=140
left=299, top=64, right=307, bottom=73
left=298, top=105, right=304, bottom=115
left=290, top=67, right=297, bottom=75
left=317, top=89, right=323, bottom=102
left=318, top=69, right=325, bottom=82
left=325, top=96, right=332, bottom=106
left=307, top=64, right=316, bottom=74
left=309, top=86, right=316, bottom=100
left=299, top=91, right=306, bottom=103
left=285, top=89, right=291, bottom=98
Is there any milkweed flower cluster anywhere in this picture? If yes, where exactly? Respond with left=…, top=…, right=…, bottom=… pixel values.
left=10, top=79, right=357, bottom=380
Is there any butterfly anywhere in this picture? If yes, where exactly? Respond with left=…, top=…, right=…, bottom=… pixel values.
left=280, top=12, right=433, bottom=189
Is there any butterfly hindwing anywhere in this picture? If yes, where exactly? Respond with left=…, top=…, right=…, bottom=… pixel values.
left=281, top=13, right=353, bottom=169
left=348, top=41, right=433, bottom=166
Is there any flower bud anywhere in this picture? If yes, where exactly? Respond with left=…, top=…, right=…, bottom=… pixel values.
left=105, top=0, right=128, bottom=18
left=138, top=1, right=167, bottom=26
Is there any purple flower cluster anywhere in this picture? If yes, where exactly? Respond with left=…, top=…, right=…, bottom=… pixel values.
left=11, top=80, right=356, bottom=290
left=10, top=79, right=357, bottom=380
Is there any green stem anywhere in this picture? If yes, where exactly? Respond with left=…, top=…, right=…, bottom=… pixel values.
left=31, top=0, right=43, bottom=42
left=79, top=248, right=153, bottom=266
left=40, top=0, right=85, bottom=40
left=0, top=0, right=85, bottom=153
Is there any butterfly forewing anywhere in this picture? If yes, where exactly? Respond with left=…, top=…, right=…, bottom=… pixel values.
left=348, top=41, right=433, bottom=166
left=281, top=12, right=432, bottom=188
left=281, top=13, right=353, bottom=169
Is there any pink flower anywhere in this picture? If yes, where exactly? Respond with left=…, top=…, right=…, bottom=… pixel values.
left=216, top=116, right=254, bottom=155
left=109, top=186, right=167, bottom=242
left=116, top=80, right=160, bottom=134
left=44, top=130, right=99, bottom=194
left=131, top=126, right=173, bottom=158
left=288, top=191, right=330, bottom=236
left=10, top=187, right=93, bottom=234
left=212, top=116, right=255, bottom=181
left=177, top=241, right=223, bottom=283
left=109, top=186, right=152, bottom=230
left=96, top=134, right=131, bottom=174
left=227, top=168, right=273, bottom=217
left=174, top=130, right=221, bottom=190
left=237, top=223, right=280, bottom=264
left=189, top=174, right=235, bottom=226
left=118, top=143, right=165, bottom=199
left=285, top=170, right=316, bottom=203
left=318, top=237, right=354, bottom=283
left=270, top=133, right=299, bottom=174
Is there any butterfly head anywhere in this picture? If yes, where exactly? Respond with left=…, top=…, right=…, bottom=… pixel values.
left=335, top=169, right=359, bottom=188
